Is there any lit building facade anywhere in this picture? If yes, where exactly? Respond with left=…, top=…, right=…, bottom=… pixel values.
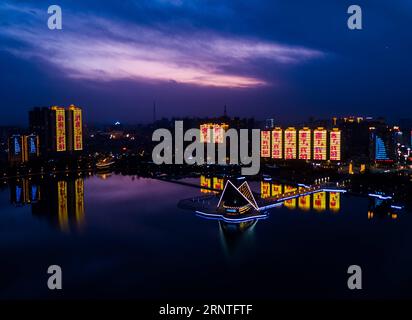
left=51, top=106, right=66, bottom=152
left=200, top=123, right=228, bottom=143
left=25, top=134, right=40, bottom=161
left=271, top=128, right=283, bottom=159
left=284, top=127, right=297, bottom=160
left=261, top=127, right=342, bottom=162
left=334, top=116, right=385, bottom=162
left=8, top=135, right=24, bottom=163
left=261, top=131, right=271, bottom=157
left=369, top=126, right=396, bottom=163
left=66, top=105, right=83, bottom=152
left=329, top=128, right=341, bottom=161
left=29, top=105, right=84, bottom=157
left=8, top=134, right=40, bottom=164
left=313, top=128, right=327, bottom=161
left=298, top=128, right=311, bottom=160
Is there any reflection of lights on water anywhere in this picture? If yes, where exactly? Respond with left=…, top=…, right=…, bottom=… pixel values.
left=195, top=210, right=268, bottom=223
left=200, top=176, right=224, bottom=194
left=259, top=180, right=344, bottom=212
left=368, top=193, right=392, bottom=200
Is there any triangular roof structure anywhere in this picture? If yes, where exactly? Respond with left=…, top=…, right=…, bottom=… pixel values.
left=238, top=181, right=259, bottom=210
left=217, top=180, right=259, bottom=211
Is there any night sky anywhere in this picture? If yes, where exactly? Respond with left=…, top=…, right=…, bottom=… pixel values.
left=0, top=0, right=410, bottom=125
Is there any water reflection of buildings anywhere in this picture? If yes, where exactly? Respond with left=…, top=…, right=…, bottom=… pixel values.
left=199, top=176, right=342, bottom=213
left=10, top=178, right=41, bottom=205
left=219, top=220, right=257, bottom=257
left=367, top=197, right=399, bottom=220
left=200, top=175, right=225, bottom=194
left=9, top=177, right=85, bottom=231
left=260, top=181, right=341, bottom=212
left=196, top=176, right=260, bottom=255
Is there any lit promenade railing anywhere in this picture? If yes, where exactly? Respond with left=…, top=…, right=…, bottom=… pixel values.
left=269, top=185, right=322, bottom=202
left=257, top=183, right=346, bottom=211
left=179, top=180, right=346, bottom=215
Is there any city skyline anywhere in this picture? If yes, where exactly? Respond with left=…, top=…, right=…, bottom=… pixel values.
left=2, top=1, right=412, bottom=313
left=0, top=0, right=411, bottom=125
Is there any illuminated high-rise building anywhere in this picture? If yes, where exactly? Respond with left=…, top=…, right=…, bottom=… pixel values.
left=29, top=105, right=83, bottom=156
left=313, top=128, right=327, bottom=160
left=8, top=134, right=24, bottom=164
left=51, top=106, right=67, bottom=152
left=261, top=131, right=271, bottom=157
left=369, top=126, right=396, bottom=163
left=29, top=106, right=64, bottom=154
left=335, top=116, right=385, bottom=162
left=271, top=128, right=283, bottom=159
left=329, top=128, right=341, bottom=161
left=284, top=127, right=297, bottom=159
left=298, top=128, right=311, bottom=160
left=200, top=123, right=228, bottom=143
left=8, top=134, right=40, bottom=164
left=66, top=105, right=83, bottom=152
left=200, top=124, right=211, bottom=143
left=24, top=134, right=40, bottom=161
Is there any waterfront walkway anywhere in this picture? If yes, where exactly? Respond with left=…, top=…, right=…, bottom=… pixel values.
left=178, top=182, right=346, bottom=213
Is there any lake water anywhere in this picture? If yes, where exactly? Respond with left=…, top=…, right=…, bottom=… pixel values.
left=0, top=173, right=411, bottom=300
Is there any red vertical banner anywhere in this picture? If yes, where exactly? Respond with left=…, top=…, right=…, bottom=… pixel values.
left=271, top=128, right=283, bottom=159
left=261, top=131, right=271, bottom=157
left=299, top=128, right=311, bottom=160
left=73, top=109, right=83, bottom=151
left=330, top=129, right=341, bottom=161
left=313, top=128, right=327, bottom=160
left=284, top=128, right=297, bottom=159
left=56, top=109, right=66, bottom=152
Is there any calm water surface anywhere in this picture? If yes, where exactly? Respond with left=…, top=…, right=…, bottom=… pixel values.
left=0, top=174, right=411, bottom=299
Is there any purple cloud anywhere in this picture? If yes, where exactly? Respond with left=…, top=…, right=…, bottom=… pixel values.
left=0, top=2, right=324, bottom=88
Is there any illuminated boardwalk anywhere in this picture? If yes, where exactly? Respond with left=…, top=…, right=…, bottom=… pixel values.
left=178, top=179, right=347, bottom=222
left=258, top=183, right=346, bottom=210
